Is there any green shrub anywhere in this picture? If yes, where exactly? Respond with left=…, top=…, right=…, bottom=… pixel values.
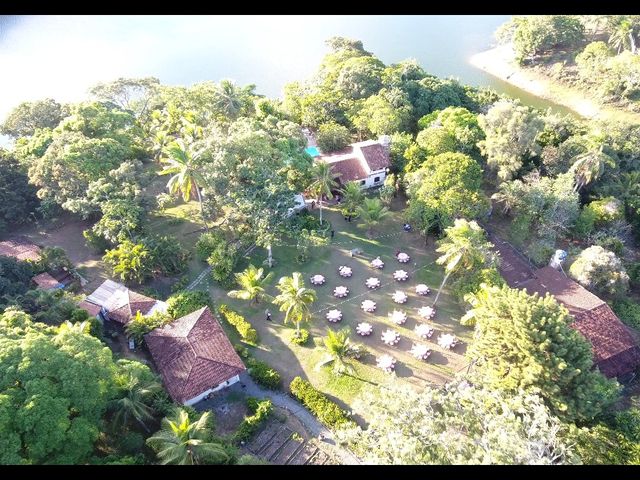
left=83, top=228, right=111, bottom=253
left=615, top=407, right=640, bottom=442
left=573, top=206, right=597, bottom=239
left=595, top=235, right=625, bottom=256
left=289, top=377, right=353, bottom=430
left=317, top=122, right=351, bottom=153
left=219, top=304, right=259, bottom=344
left=588, top=197, right=625, bottom=225
left=171, top=275, right=190, bottom=293
left=508, top=213, right=532, bottom=247
left=246, top=358, right=281, bottom=390
left=525, top=238, right=556, bottom=267
left=196, top=231, right=226, bottom=261
left=612, top=299, right=640, bottom=330
left=451, top=266, right=505, bottom=303
left=167, top=290, right=211, bottom=319
left=125, top=310, right=173, bottom=345
left=117, top=431, right=145, bottom=455
left=208, top=242, right=240, bottom=286
left=234, top=343, right=250, bottom=359
left=290, top=328, right=310, bottom=345
left=628, top=263, right=640, bottom=289
left=233, top=398, right=273, bottom=444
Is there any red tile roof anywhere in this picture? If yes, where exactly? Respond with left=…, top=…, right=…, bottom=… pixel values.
left=523, top=266, right=640, bottom=378
left=108, top=290, right=157, bottom=325
left=78, top=300, right=102, bottom=317
left=359, top=142, right=390, bottom=171
left=0, top=237, right=42, bottom=262
left=32, top=272, right=61, bottom=290
left=327, top=157, right=368, bottom=183
left=145, top=307, right=246, bottom=404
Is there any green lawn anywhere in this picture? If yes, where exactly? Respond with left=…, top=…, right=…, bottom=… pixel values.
left=207, top=199, right=472, bottom=413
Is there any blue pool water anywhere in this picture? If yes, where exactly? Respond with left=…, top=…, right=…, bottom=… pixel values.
left=305, top=146, right=320, bottom=157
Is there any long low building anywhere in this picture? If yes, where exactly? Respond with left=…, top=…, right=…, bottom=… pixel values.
left=145, top=306, right=246, bottom=406
left=492, top=237, right=640, bottom=379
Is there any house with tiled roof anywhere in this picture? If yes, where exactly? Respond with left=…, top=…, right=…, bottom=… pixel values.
left=81, top=279, right=168, bottom=325
left=492, top=236, right=640, bottom=379
left=145, top=306, right=246, bottom=405
left=315, top=137, right=391, bottom=189
left=32, top=272, right=63, bottom=290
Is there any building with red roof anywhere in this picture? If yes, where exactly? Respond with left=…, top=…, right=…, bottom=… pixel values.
left=145, top=306, right=246, bottom=405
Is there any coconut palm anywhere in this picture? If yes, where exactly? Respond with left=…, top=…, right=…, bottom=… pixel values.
left=159, top=139, right=210, bottom=229
left=309, top=162, right=341, bottom=224
left=272, top=272, right=317, bottom=337
left=227, top=264, right=274, bottom=304
left=608, top=17, right=637, bottom=54
left=356, top=197, right=390, bottom=238
left=340, top=181, right=365, bottom=217
left=146, top=409, right=228, bottom=465
left=214, top=79, right=245, bottom=119
left=433, top=219, right=496, bottom=306
left=109, top=372, right=161, bottom=433
left=491, top=180, right=523, bottom=215
left=569, top=146, right=614, bottom=192
left=152, top=129, right=170, bottom=162
left=316, top=327, right=355, bottom=375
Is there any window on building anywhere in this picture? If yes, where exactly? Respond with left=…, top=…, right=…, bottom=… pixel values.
left=374, top=176, right=380, bottom=183
left=360, top=180, right=366, bottom=186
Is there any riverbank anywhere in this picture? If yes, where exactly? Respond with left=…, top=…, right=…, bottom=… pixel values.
left=470, top=45, right=640, bottom=124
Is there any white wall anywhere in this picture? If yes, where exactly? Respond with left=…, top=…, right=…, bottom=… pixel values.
left=183, top=374, right=241, bottom=406
left=361, top=170, right=386, bottom=189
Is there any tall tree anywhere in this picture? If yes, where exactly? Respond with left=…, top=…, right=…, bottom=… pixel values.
left=356, top=197, right=390, bottom=238
left=159, top=139, right=210, bottom=229
left=466, top=285, right=619, bottom=422
left=272, top=272, right=317, bottom=337
left=1, top=98, right=66, bottom=138
left=433, top=219, right=495, bottom=306
left=146, top=409, right=229, bottom=465
left=316, top=327, right=355, bottom=375
left=608, top=17, right=638, bottom=54
left=569, top=146, right=614, bottom=192
left=227, top=264, right=274, bottom=304
left=309, top=161, right=340, bottom=225
left=340, top=181, right=365, bottom=218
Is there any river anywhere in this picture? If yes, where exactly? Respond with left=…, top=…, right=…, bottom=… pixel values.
left=0, top=15, right=574, bottom=130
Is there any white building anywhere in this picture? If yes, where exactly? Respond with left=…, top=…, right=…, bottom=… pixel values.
left=315, top=137, right=392, bottom=190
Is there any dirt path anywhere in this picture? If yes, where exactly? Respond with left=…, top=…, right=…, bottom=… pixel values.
left=470, top=45, right=640, bottom=124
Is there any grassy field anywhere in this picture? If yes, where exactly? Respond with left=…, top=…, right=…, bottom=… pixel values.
left=208, top=199, right=471, bottom=413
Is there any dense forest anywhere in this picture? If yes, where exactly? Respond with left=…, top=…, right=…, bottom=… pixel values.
left=1, top=34, right=640, bottom=465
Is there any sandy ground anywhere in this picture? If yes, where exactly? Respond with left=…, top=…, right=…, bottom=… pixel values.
left=470, top=45, right=640, bottom=123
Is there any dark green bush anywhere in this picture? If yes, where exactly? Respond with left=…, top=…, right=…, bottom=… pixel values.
left=612, top=299, right=640, bottom=330
left=233, top=398, right=273, bottom=444
left=628, top=262, right=640, bottom=289
left=218, top=304, right=259, bottom=344
left=290, top=328, right=310, bottom=345
left=246, top=357, right=281, bottom=390
left=196, top=231, right=226, bottom=261
left=289, top=377, right=353, bottom=430
left=167, top=290, right=211, bottom=319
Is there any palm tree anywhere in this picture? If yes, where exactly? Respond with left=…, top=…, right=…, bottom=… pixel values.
left=609, top=18, right=637, bottom=54
left=215, top=79, right=244, bottom=119
left=272, top=272, right=317, bottom=337
left=569, top=146, right=614, bottom=192
left=309, top=162, right=341, bottom=225
left=340, top=181, right=365, bottom=217
left=159, top=139, right=210, bottom=229
left=356, top=197, right=390, bottom=238
left=57, top=320, right=91, bottom=335
left=146, top=409, right=229, bottom=465
left=152, top=129, right=170, bottom=162
left=109, top=372, right=161, bottom=433
left=227, top=264, right=274, bottom=304
left=433, top=219, right=495, bottom=307
left=491, top=180, right=523, bottom=215
left=316, top=327, right=355, bottom=375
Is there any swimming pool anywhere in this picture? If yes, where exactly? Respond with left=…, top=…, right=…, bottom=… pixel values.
left=305, top=146, right=320, bottom=157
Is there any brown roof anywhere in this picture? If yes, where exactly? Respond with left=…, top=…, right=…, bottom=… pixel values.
left=32, top=272, right=61, bottom=290
left=327, top=157, right=368, bottom=183
left=0, top=237, right=42, bottom=262
left=145, top=307, right=246, bottom=404
left=523, top=266, right=640, bottom=378
left=489, top=233, right=536, bottom=287
left=78, top=300, right=102, bottom=317
left=107, top=290, right=157, bottom=325
left=359, top=142, right=390, bottom=171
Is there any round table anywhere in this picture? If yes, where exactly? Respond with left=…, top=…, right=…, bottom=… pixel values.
left=393, top=270, right=409, bottom=281
left=392, top=290, right=408, bottom=304
left=356, top=322, right=373, bottom=336
left=310, top=274, right=325, bottom=285
left=415, top=284, right=430, bottom=296
left=377, top=354, right=396, bottom=373
left=361, top=300, right=376, bottom=313
left=338, top=266, right=352, bottom=277
left=418, top=306, right=436, bottom=319
left=438, top=333, right=458, bottom=349
left=371, top=257, right=384, bottom=269
left=366, top=277, right=381, bottom=289
left=415, top=324, right=434, bottom=339
left=326, top=309, right=342, bottom=323
left=381, top=329, right=400, bottom=346
left=410, top=343, right=431, bottom=360
left=397, top=252, right=410, bottom=263
left=389, top=310, right=407, bottom=325
left=333, top=286, right=349, bottom=298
